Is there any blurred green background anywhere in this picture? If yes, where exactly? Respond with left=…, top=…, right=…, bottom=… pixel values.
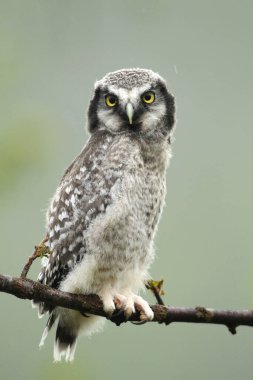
left=1, top=0, right=253, bottom=379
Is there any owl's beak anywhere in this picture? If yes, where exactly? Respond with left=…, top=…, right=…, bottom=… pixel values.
left=126, top=103, right=134, bottom=125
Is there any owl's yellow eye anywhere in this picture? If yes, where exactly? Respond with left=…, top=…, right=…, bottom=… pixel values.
left=105, top=94, right=118, bottom=107
left=142, top=91, right=155, bottom=104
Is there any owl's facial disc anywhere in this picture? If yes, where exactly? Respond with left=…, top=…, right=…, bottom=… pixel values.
left=97, top=84, right=166, bottom=134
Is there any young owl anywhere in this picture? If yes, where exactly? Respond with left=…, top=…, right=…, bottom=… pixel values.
left=35, top=68, right=176, bottom=362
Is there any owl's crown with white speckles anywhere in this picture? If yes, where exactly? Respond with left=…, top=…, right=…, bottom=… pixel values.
left=95, top=68, right=166, bottom=90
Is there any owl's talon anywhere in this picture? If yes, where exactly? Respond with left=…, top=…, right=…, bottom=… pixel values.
left=124, top=301, right=135, bottom=319
left=133, top=295, right=154, bottom=321
left=114, top=293, right=153, bottom=321
left=111, top=309, right=127, bottom=326
left=112, top=309, right=125, bottom=318
left=114, top=293, right=135, bottom=319
left=114, top=294, right=127, bottom=310
left=100, top=293, right=116, bottom=317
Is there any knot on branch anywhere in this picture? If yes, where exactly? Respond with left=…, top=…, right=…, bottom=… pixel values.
left=195, top=306, right=214, bottom=322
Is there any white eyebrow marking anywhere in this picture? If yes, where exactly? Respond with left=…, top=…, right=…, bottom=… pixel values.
left=107, top=84, right=152, bottom=107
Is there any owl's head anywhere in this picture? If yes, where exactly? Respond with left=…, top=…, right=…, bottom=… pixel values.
left=87, top=68, right=175, bottom=141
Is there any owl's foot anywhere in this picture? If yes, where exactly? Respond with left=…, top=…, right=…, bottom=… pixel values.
left=114, top=294, right=133, bottom=318
left=114, top=293, right=154, bottom=321
left=133, top=295, right=154, bottom=321
left=100, top=292, right=116, bottom=317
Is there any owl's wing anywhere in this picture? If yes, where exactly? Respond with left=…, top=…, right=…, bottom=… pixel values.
left=38, top=131, right=125, bottom=291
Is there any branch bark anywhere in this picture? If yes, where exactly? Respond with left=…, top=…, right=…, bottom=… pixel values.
left=1, top=273, right=253, bottom=333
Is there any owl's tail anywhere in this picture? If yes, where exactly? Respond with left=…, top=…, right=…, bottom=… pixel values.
left=53, top=317, right=78, bottom=362
left=39, top=309, right=106, bottom=362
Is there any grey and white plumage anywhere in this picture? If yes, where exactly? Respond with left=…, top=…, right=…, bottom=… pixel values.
left=35, top=68, right=176, bottom=362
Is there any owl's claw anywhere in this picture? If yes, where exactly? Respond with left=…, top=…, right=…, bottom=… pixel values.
left=114, top=293, right=154, bottom=321
left=101, top=292, right=153, bottom=321
left=133, top=295, right=154, bottom=321
left=114, top=294, right=135, bottom=319
left=114, top=294, right=127, bottom=310
left=100, top=292, right=116, bottom=317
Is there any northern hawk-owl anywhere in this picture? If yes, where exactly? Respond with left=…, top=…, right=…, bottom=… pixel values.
left=35, top=68, right=176, bottom=361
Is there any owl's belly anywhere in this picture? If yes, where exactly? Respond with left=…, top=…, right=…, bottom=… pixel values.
left=87, top=210, right=152, bottom=269
left=60, top=166, right=166, bottom=295
left=85, top=172, right=165, bottom=273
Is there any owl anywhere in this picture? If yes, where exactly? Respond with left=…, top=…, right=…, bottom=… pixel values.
left=35, top=68, right=176, bottom=362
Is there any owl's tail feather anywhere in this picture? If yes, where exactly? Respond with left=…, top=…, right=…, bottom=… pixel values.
left=53, top=318, right=77, bottom=363
left=53, top=311, right=106, bottom=362
left=38, top=310, right=77, bottom=362
left=31, top=300, right=52, bottom=318
left=39, top=309, right=106, bottom=362
left=39, top=312, right=57, bottom=348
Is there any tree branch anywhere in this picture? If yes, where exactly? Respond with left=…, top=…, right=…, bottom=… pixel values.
left=1, top=273, right=253, bottom=333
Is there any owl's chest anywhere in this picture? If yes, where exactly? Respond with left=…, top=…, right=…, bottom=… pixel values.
left=129, top=165, right=166, bottom=236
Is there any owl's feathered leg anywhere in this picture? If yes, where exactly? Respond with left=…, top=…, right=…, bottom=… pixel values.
left=98, top=287, right=117, bottom=316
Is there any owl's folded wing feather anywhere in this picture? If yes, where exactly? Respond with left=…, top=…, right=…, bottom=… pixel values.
left=38, top=131, right=129, bottom=291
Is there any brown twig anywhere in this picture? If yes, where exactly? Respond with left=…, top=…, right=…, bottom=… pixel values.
left=0, top=274, right=253, bottom=333
left=20, top=238, right=49, bottom=279
left=145, top=279, right=165, bottom=305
